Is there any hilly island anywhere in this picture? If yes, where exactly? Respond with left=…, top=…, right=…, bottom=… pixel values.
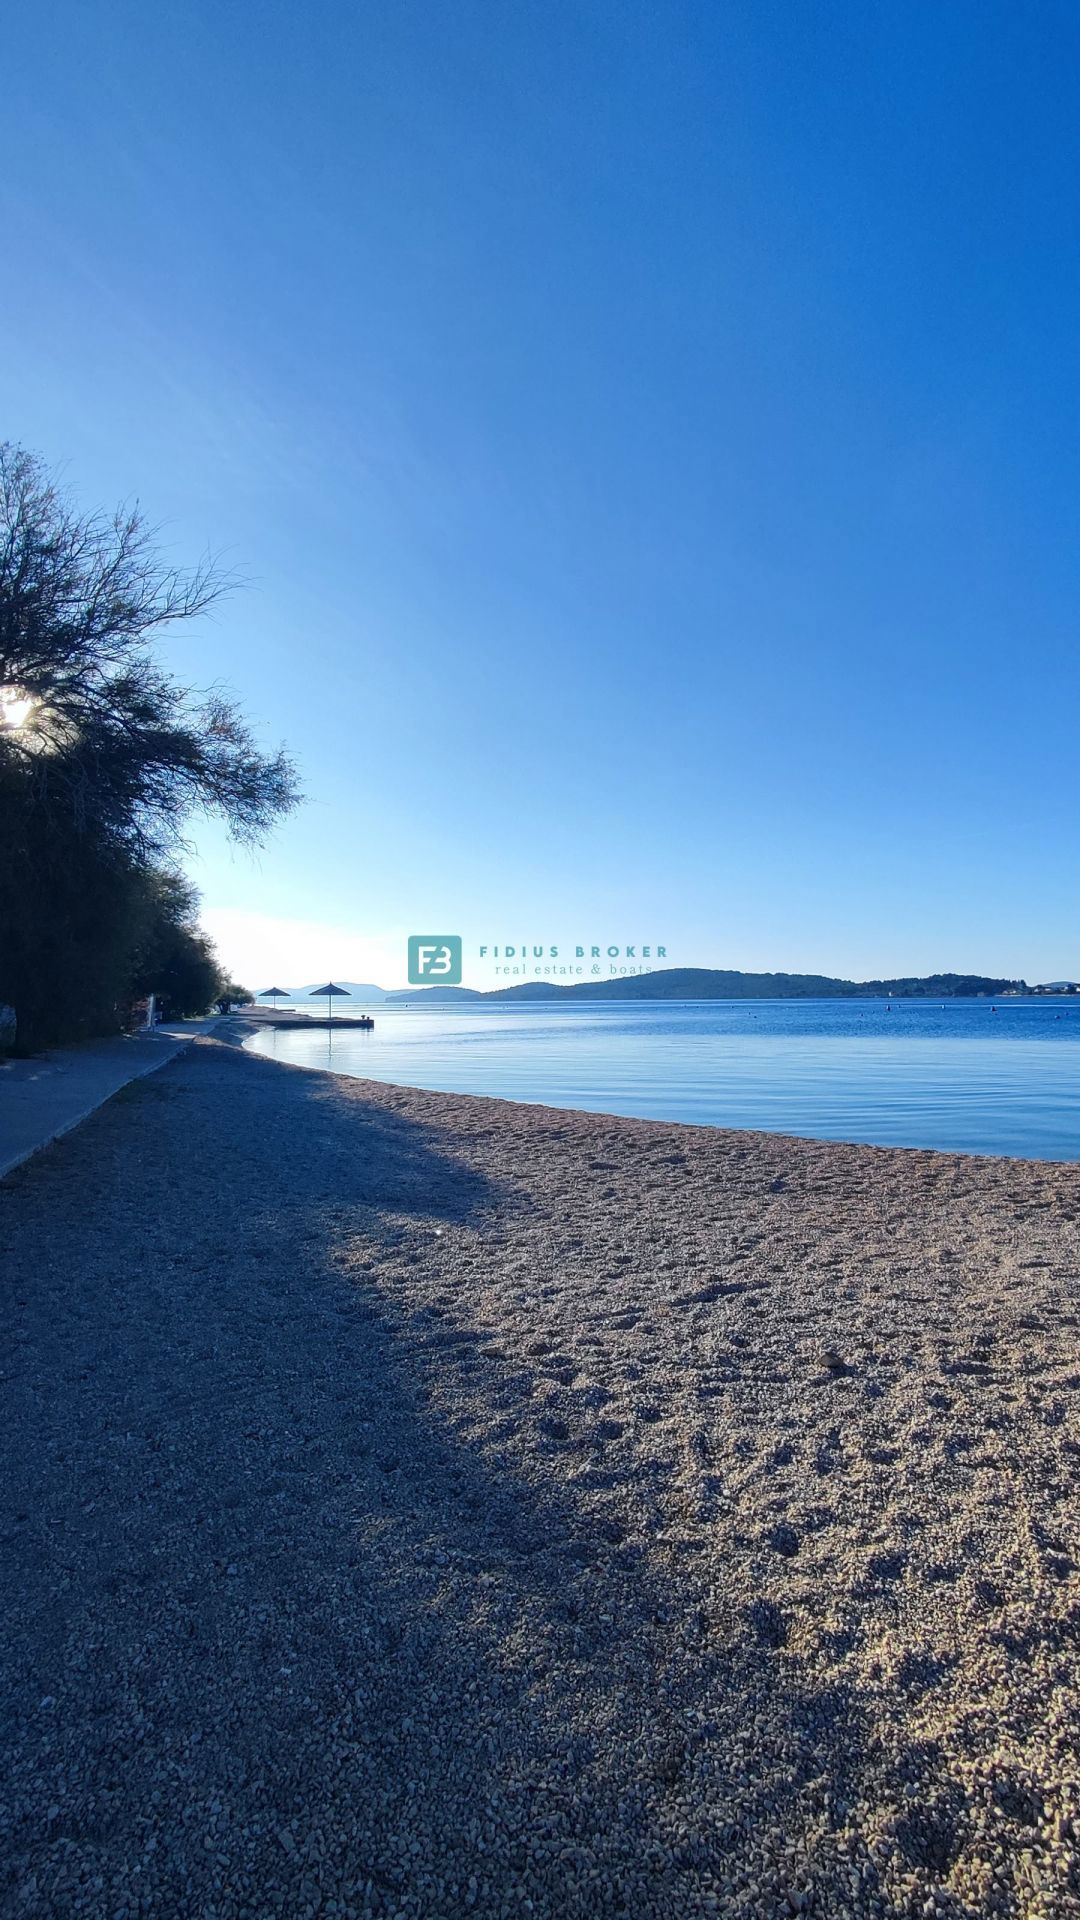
left=385, top=967, right=1030, bottom=1003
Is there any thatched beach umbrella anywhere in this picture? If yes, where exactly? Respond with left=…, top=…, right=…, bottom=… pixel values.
left=310, top=982, right=351, bottom=1024
left=259, top=986, right=290, bottom=1010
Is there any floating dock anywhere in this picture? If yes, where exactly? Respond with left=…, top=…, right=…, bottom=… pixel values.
left=240, top=1010, right=375, bottom=1031
left=268, top=1016, right=374, bottom=1029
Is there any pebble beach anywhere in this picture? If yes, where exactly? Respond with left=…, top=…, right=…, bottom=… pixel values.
left=3, top=1034, right=1079, bottom=1918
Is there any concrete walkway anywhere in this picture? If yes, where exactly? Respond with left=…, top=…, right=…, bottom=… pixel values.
left=0, top=1023, right=216, bottom=1180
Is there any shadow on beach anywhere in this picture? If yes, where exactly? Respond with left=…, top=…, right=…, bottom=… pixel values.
left=0, top=1042, right=1064, bottom=1918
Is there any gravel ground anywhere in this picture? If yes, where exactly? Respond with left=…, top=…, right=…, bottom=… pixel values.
left=2, top=1036, right=1079, bottom=1920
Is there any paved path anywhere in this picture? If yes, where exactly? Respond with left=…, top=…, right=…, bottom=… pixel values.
left=0, top=1024, right=213, bottom=1179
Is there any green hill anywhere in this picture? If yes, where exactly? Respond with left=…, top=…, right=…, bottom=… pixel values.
left=385, top=967, right=1026, bottom=1003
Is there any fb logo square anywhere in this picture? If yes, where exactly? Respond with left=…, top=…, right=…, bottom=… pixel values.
left=408, top=935, right=463, bottom=985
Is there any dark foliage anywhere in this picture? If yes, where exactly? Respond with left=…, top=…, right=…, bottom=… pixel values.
left=0, top=445, right=300, bottom=1049
left=215, top=980, right=254, bottom=1013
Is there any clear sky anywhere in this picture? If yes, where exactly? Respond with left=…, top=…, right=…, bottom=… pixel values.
left=3, top=1, right=1078, bottom=988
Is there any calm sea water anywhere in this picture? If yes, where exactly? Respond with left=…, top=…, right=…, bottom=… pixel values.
left=243, top=998, right=1080, bottom=1160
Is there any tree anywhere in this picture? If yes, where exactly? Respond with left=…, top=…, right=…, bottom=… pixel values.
left=215, top=981, right=254, bottom=1014
left=0, top=444, right=298, bottom=856
left=0, top=445, right=301, bottom=1048
left=128, top=869, right=223, bottom=1019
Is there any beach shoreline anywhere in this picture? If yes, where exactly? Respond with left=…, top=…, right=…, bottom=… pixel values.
left=3, top=1036, right=1079, bottom=1917
left=225, top=1002, right=1080, bottom=1166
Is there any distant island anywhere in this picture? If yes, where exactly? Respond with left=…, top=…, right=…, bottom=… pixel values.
left=254, top=968, right=1080, bottom=1007
left=380, top=967, right=1035, bottom=1003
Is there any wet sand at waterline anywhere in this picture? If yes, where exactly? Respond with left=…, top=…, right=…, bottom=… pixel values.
left=3, top=1038, right=1079, bottom=1918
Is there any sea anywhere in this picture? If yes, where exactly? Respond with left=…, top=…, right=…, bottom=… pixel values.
left=240, top=997, right=1080, bottom=1161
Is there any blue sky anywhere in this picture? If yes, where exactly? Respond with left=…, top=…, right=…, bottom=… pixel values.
left=3, top=1, right=1078, bottom=987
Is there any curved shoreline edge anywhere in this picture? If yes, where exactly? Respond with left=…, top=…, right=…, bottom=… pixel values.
left=219, top=1014, right=1079, bottom=1171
